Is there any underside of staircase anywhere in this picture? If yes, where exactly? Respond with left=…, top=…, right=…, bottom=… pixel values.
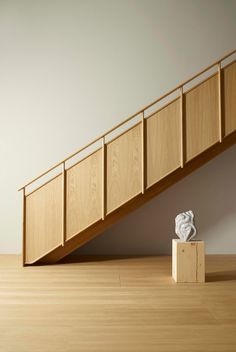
left=19, top=49, right=236, bottom=266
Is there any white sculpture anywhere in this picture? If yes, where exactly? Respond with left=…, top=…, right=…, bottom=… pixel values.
left=175, top=210, right=197, bottom=242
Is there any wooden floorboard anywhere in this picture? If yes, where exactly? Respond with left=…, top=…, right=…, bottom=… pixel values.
left=1, top=255, right=236, bottom=351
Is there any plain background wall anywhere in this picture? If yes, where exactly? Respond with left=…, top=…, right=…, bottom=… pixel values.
left=0, top=0, right=235, bottom=255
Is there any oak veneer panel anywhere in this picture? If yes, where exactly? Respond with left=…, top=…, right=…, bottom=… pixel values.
left=106, top=123, right=142, bottom=213
left=223, top=60, right=236, bottom=136
left=66, top=149, right=102, bottom=239
left=39, top=130, right=236, bottom=265
left=25, top=175, right=62, bottom=264
left=146, top=99, right=181, bottom=187
left=185, top=74, right=219, bottom=161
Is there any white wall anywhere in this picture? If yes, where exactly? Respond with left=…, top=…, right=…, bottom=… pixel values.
left=0, top=0, right=235, bottom=254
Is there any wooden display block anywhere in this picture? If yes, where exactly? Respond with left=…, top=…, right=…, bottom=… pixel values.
left=172, top=239, right=205, bottom=283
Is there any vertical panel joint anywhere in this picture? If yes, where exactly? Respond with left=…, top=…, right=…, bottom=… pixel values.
left=22, top=187, right=26, bottom=267
left=180, top=86, right=185, bottom=168
left=102, top=137, right=106, bottom=220
left=141, top=111, right=145, bottom=194
left=62, top=162, right=66, bottom=246
left=218, top=62, right=223, bottom=142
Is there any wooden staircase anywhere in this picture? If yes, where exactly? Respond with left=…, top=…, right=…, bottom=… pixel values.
left=19, top=49, right=236, bottom=266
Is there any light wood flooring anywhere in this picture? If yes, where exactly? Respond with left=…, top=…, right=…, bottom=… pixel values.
left=1, top=255, right=236, bottom=352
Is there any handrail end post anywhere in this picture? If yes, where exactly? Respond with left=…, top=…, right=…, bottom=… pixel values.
left=62, top=162, right=66, bottom=247
left=180, top=86, right=185, bottom=168
left=102, top=137, right=106, bottom=220
left=141, top=111, right=145, bottom=194
left=22, top=187, right=26, bottom=267
left=218, top=62, right=223, bottom=143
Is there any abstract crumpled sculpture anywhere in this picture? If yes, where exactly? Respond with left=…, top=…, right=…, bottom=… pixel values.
left=175, top=210, right=197, bottom=242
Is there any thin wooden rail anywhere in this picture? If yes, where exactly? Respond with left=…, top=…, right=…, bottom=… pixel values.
left=141, top=111, right=145, bottom=194
left=180, top=87, right=184, bottom=168
left=18, top=48, right=236, bottom=191
left=22, top=187, right=26, bottom=266
left=102, top=137, right=106, bottom=220
left=218, top=62, right=223, bottom=142
left=62, top=162, right=66, bottom=246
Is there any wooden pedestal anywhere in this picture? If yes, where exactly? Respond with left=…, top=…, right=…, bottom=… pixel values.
left=172, top=239, right=205, bottom=283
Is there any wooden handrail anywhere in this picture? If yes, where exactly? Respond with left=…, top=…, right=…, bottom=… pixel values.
left=18, top=48, right=236, bottom=191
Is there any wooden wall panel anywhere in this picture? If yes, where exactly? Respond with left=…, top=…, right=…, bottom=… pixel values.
left=185, top=74, right=219, bottom=161
left=106, top=123, right=142, bottom=213
left=146, top=99, right=181, bottom=187
left=223, top=60, right=236, bottom=136
left=25, top=175, right=62, bottom=264
left=66, top=149, right=102, bottom=240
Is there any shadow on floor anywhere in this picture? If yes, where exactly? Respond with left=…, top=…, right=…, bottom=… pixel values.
left=206, top=270, right=236, bottom=282
left=58, top=255, right=154, bottom=264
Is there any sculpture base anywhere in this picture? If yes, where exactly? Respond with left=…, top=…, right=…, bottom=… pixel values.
left=172, top=239, right=205, bottom=283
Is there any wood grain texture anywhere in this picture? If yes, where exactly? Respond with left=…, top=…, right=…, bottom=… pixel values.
left=25, top=175, right=62, bottom=264
left=21, top=54, right=236, bottom=265
left=39, top=130, right=236, bottom=265
left=185, top=74, right=219, bottom=161
left=196, top=241, right=205, bottom=283
left=2, top=255, right=236, bottom=351
left=223, top=60, right=236, bottom=136
left=106, top=123, right=142, bottom=213
left=66, top=149, right=102, bottom=240
left=172, top=240, right=205, bottom=283
left=146, top=99, right=181, bottom=187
